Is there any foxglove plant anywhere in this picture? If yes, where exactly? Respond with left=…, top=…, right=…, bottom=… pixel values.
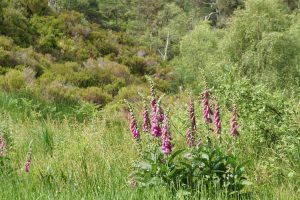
left=186, top=128, right=193, bottom=148
left=188, top=99, right=196, bottom=132
left=24, top=143, right=32, bottom=173
left=202, top=82, right=212, bottom=123
left=230, top=105, right=240, bottom=137
left=186, top=98, right=196, bottom=147
left=0, top=136, right=5, bottom=157
left=157, top=106, right=165, bottom=123
left=142, top=99, right=150, bottom=132
left=125, top=100, right=139, bottom=140
left=161, top=112, right=172, bottom=155
left=157, top=95, right=165, bottom=123
left=148, top=77, right=162, bottom=137
left=213, top=101, right=221, bottom=135
left=148, top=77, right=157, bottom=113
left=150, top=113, right=161, bottom=137
left=128, top=78, right=248, bottom=193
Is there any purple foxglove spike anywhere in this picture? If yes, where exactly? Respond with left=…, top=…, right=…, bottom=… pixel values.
left=161, top=116, right=172, bottom=155
left=125, top=100, right=140, bottom=140
left=24, top=146, right=32, bottom=173
left=150, top=96, right=156, bottom=113
left=213, top=103, right=221, bottom=134
left=142, top=106, right=150, bottom=132
left=230, top=105, right=240, bottom=137
left=130, top=113, right=139, bottom=140
left=151, top=113, right=161, bottom=137
left=188, top=100, right=196, bottom=132
left=0, top=137, right=5, bottom=157
left=157, top=107, right=165, bottom=123
left=186, top=128, right=195, bottom=148
left=202, top=83, right=212, bottom=123
left=150, top=95, right=162, bottom=137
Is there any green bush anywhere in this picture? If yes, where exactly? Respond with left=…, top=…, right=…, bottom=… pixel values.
left=121, top=55, right=147, bottom=75
left=0, top=69, right=26, bottom=91
left=0, top=36, right=14, bottom=50
left=94, top=39, right=119, bottom=56
left=0, top=7, right=34, bottom=47
left=79, top=87, right=112, bottom=106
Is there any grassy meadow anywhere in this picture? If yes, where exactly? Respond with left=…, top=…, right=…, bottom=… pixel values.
left=0, top=90, right=299, bottom=199
left=1, top=0, right=300, bottom=199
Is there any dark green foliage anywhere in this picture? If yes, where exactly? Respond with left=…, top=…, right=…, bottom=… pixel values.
left=131, top=143, right=248, bottom=194
left=14, top=0, right=50, bottom=16
left=0, top=7, right=34, bottom=47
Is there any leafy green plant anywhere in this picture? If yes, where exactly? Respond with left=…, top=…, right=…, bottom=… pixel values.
left=126, top=78, right=249, bottom=196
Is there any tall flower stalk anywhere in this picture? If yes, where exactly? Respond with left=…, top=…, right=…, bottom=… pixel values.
left=230, top=104, right=240, bottom=137
left=161, top=111, right=172, bottom=155
left=187, top=98, right=196, bottom=147
left=142, top=98, right=150, bottom=132
left=24, top=142, right=32, bottom=173
left=186, top=128, right=193, bottom=148
left=188, top=98, right=196, bottom=133
left=0, top=136, right=5, bottom=157
left=147, top=77, right=162, bottom=137
left=202, top=82, right=212, bottom=123
left=157, top=95, right=165, bottom=123
left=213, top=100, right=221, bottom=135
left=125, top=100, right=139, bottom=140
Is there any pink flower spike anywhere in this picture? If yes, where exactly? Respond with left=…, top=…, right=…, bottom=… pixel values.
left=150, top=114, right=161, bottom=137
left=161, top=114, right=172, bottom=155
left=213, top=102, right=221, bottom=135
left=0, top=137, right=5, bottom=157
left=125, top=100, right=139, bottom=140
left=142, top=100, right=150, bottom=132
left=150, top=96, right=156, bottom=114
left=202, top=83, right=212, bottom=124
left=130, top=114, right=139, bottom=140
left=24, top=143, right=32, bottom=173
left=230, top=105, right=240, bottom=137
left=150, top=97, right=162, bottom=137
left=186, top=128, right=195, bottom=148
left=188, top=99, right=196, bottom=132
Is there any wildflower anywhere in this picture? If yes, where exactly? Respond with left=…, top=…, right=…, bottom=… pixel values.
left=188, top=99, right=196, bottom=132
left=24, top=143, right=32, bottom=173
left=213, top=101, right=221, bottom=135
left=157, top=106, right=165, bottom=123
left=151, top=114, right=161, bottom=137
left=130, top=113, right=139, bottom=140
left=148, top=79, right=162, bottom=137
left=230, top=105, right=240, bottom=137
left=150, top=96, right=156, bottom=113
left=149, top=77, right=157, bottom=113
left=202, top=82, right=212, bottom=123
left=161, top=114, right=172, bottom=155
left=0, top=137, right=5, bottom=157
left=142, top=100, right=150, bottom=132
left=125, top=100, right=139, bottom=140
left=186, top=128, right=194, bottom=148
left=186, top=98, right=196, bottom=148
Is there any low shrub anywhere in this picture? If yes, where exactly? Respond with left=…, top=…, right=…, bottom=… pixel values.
left=0, top=69, right=26, bottom=91
left=79, top=87, right=112, bottom=106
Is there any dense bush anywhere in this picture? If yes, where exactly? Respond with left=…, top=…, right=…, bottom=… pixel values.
left=79, top=87, right=112, bottom=106
left=0, top=69, right=26, bottom=91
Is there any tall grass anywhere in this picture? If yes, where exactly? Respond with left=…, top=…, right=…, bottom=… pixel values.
left=0, top=91, right=299, bottom=199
